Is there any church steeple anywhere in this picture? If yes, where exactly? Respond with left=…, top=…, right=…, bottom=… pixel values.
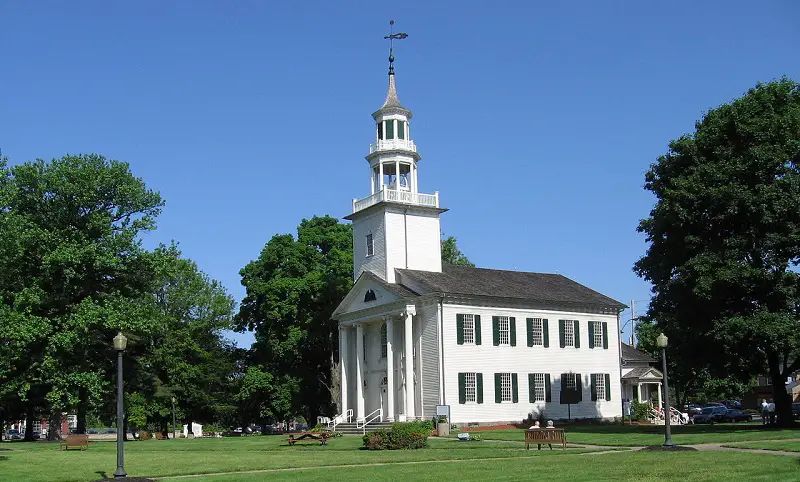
left=346, top=21, right=446, bottom=284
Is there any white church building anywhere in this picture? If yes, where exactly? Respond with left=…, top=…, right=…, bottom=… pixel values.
left=332, top=52, right=626, bottom=426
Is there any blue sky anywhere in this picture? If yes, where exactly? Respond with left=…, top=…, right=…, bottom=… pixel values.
left=2, top=1, right=799, bottom=348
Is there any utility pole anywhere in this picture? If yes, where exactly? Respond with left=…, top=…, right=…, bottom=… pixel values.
left=630, top=300, right=636, bottom=346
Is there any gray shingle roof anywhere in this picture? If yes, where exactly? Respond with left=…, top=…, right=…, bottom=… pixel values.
left=361, top=270, right=419, bottom=299
left=396, top=265, right=626, bottom=310
left=621, top=343, right=657, bottom=363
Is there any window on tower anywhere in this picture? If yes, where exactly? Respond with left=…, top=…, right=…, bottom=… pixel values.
left=397, top=120, right=405, bottom=139
left=366, top=233, right=374, bottom=257
left=377, top=122, right=384, bottom=140
left=385, top=119, right=395, bottom=139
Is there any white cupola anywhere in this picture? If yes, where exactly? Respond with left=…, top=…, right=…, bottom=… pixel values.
left=345, top=40, right=447, bottom=283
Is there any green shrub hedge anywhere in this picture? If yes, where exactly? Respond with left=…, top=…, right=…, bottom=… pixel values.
left=362, top=421, right=430, bottom=450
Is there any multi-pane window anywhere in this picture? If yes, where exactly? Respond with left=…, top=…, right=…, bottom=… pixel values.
left=591, top=321, right=603, bottom=348
left=500, top=373, right=513, bottom=402
left=397, top=120, right=405, bottom=139
left=563, top=320, right=575, bottom=347
left=366, top=233, right=374, bottom=257
left=464, top=373, right=477, bottom=402
left=498, top=316, right=510, bottom=345
left=531, top=318, right=543, bottom=346
left=532, top=373, right=546, bottom=402
left=594, top=373, right=605, bottom=401
left=385, top=119, right=395, bottom=139
left=564, top=374, right=576, bottom=391
left=380, top=324, right=387, bottom=358
left=462, top=314, right=475, bottom=344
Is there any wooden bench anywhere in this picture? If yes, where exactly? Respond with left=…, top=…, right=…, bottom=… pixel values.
left=525, top=428, right=566, bottom=450
left=60, top=434, right=89, bottom=451
left=285, top=432, right=330, bottom=446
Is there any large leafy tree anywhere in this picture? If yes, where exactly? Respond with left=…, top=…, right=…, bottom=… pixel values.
left=0, top=154, right=164, bottom=438
left=236, top=216, right=352, bottom=423
left=635, top=78, right=800, bottom=426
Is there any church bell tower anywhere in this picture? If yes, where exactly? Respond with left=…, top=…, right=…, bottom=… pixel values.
left=345, top=23, right=447, bottom=283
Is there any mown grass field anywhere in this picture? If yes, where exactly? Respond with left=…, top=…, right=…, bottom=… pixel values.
left=1, top=423, right=798, bottom=481
left=723, top=440, right=800, bottom=452
left=464, top=422, right=800, bottom=446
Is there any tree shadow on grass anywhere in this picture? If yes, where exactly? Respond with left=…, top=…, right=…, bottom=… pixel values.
left=560, top=423, right=799, bottom=436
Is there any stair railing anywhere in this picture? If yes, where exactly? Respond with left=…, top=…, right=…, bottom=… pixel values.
left=328, top=409, right=354, bottom=431
left=356, top=408, right=383, bottom=433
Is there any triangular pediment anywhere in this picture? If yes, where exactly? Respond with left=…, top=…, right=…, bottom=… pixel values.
left=332, top=271, right=416, bottom=319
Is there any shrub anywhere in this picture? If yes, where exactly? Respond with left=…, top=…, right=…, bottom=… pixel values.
left=361, top=421, right=430, bottom=450
left=632, top=402, right=651, bottom=422
left=363, top=429, right=391, bottom=450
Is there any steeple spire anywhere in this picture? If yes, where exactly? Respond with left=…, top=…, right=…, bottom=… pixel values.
left=377, top=20, right=410, bottom=114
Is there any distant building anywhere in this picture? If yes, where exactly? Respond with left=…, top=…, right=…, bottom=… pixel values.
left=620, top=343, right=663, bottom=405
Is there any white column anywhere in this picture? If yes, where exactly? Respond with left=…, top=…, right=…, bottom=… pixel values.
left=339, top=326, right=348, bottom=417
left=386, top=316, right=395, bottom=421
left=637, top=383, right=642, bottom=402
left=355, top=323, right=365, bottom=420
left=395, top=160, right=400, bottom=190
left=379, top=162, right=384, bottom=189
left=657, top=382, right=662, bottom=408
left=404, top=310, right=415, bottom=419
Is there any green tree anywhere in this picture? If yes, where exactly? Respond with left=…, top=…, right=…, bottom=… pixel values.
left=441, top=234, right=475, bottom=267
left=634, top=78, right=800, bottom=426
left=0, top=154, right=164, bottom=438
left=236, top=216, right=352, bottom=423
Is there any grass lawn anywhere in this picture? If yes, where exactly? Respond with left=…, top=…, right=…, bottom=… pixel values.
left=179, top=452, right=799, bottom=482
left=465, top=422, right=800, bottom=446
left=723, top=440, right=800, bottom=452
left=0, top=435, right=597, bottom=482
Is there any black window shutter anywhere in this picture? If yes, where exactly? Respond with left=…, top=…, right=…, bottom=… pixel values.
left=458, top=373, right=466, bottom=404
left=588, top=321, right=595, bottom=349
left=590, top=374, right=597, bottom=402
left=528, top=374, right=535, bottom=403
left=574, top=320, right=581, bottom=348
left=559, top=320, right=566, bottom=348
left=543, top=319, right=549, bottom=348
left=494, top=373, right=502, bottom=403
left=476, top=373, right=484, bottom=404
left=456, top=314, right=464, bottom=345
left=492, top=317, right=500, bottom=346
left=545, top=374, right=552, bottom=402
left=526, top=318, right=534, bottom=347
left=575, top=373, right=583, bottom=402
left=605, top=374, right=611, bottom=401
left=512, top=373, right=519, bottom=403
left=602, top=322, right=608, bottom=349
left=474, top=315, right=482, bottom=345
left=510, top=317, right=517, bottom=346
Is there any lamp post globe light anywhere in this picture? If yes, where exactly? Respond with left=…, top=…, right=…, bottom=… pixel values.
left=113, top=332, right=128, bottom=478
left=656, top=333, right=674, bottom=448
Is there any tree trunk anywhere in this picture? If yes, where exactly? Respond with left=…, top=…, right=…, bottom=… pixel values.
left=76, top=387, right=87, bottom=434
left=187, top=418, right=193, bottom=436
left=768, top=361, right=792, bottom=427
left=23, top=405, right=35, bottom=441
left=47, top=411, right=62, bottom=441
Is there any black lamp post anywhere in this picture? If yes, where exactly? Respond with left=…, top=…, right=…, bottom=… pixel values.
left=656, top=332, right=674, bottom=448
left=171, top=396, right=177, bottom=440
left=113, top=332, right=128, bottom=478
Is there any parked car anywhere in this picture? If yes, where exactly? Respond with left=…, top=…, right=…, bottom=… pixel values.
left=792, top=402, right=800, bottom=420
left=686, top=405, right=703, bottom=416
left=693, top=406, right=728, bottom=424
left=716, top=409, right=752, bottom=423
left=5, top=429, right=22, bottom=440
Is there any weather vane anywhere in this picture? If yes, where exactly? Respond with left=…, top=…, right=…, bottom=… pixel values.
left=384, top=20, right=408, bottom=75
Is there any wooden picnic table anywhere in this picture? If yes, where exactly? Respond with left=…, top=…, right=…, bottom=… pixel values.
left=286, top=432, right=330, bottom=446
